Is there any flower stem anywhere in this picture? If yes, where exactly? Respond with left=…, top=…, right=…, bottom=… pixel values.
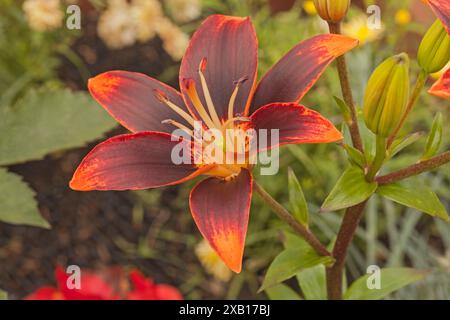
left=387, top=70, right=428, bottom=148
left=366, top=136, right=387, bottom=181
left=376, top=151, right=450, bottom=185
left=328, top=22, right=364, bottom=153
left=253, top=181, right=331, bottom=257
left=326, top=201, right=367, bottom=300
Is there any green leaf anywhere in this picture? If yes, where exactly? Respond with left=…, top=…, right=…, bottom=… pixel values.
left=0, top=289, right=7, bottom=300
left=377, top=180, right=449, bottom=222
left=343, top=268, right=426, bottom=300
left=288, top=167, right=309, bottom=226
left=342, top=143, right=366, bottom=168
left=0, top=88, right=117, bottom=166
left=296, top=264, right=327, bottom=300
left=387, top=132, right=423, bottom=159
left=260, top=248, right=334, bottom=291
left=265, top=284, right=302, bottom=300
left=321, top=166, right=378, bottom=212
left=0, top=168, right=50, bottom=228
left=422, top=113, right=443, bottom=160
left=333, top=96, right=352, bottom=123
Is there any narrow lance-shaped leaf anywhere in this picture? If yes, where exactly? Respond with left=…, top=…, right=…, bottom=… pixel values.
left=343, top=268, right=426, bottom=300
left=288, top=167, right=309, bottom=226
left=377, top=180, right=449, bottom=222
left=321, top=166, right=378, bottom=212
left=261, top=234, right=334, bottom=292
left=387, top=132, right=423, bottom=159
left=421, top=112, right=443, bottom=160
left=342, top=143, right=366, bottom=168
left=333, top=96, right=352, bottom=124
left=265, top=284, right=302, bottom=300
left=0, top=168, right=50, bottom=228
left=296, top=264, right=327, bottom=300
left=259, top=248, right=334, bottom=291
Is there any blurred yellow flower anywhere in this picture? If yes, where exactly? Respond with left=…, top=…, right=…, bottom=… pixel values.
left=342, top=14, right=384, bottom=45
left=157, top=18, right=190, bottom=61
left=22, top=0, right=63, bottom=32
left=165, top=0, right=201, bottom=23
left=395, top=9, right=411, bottom=26
left=97, top=0, right=137, bottom=50
left=132, top=0, right=164, bottom=42
left=303, top=0, right=317, bottom=16
left=195, top=239, right=232, bottom=282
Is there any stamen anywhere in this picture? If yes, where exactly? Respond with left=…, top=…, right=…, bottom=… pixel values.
left=198, top=58, right=222, bottom=128
left=227, top=76, right=248, bottom=121
left=223, top=116, right=250, bottom=130
left=154, top=89, right=196, bottom=127
left=182, top=78, right=216, bottom=130
left=161, top=119, right=194, bottom=138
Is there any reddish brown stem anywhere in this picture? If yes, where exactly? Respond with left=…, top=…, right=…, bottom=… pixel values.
left=253, top=181, right=331, bottom=257
left=326, top=201, right=367, bottom=300
left=328, top=22, right=364, bottom=153
left=376, top=151, right=450, bottom=185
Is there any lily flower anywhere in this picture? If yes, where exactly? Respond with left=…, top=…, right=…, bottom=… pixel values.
left=70, top=15, right=357, bottom=272
left=429, top=67, right=450, bottom=98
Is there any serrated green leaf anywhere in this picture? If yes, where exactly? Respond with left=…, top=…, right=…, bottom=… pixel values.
left=387, top=132, right=423, bottom=159
left=422, top=113, right=443, bottom=160
left=321, top=166, right=377, bottom=212
left=344, top=268, right=426, bottom=300
left=0, top=289, right=7, bottom=300
left=342, top=143, right=366, bottom=168
left=265, top=284, right=302, bottom=300
left=0, top=88, right=117, bottom=166
left=259, top=248, right=334, bottom=291
left=288, top=167, right=309, bottom=226
left=377, top=180, right=449, bottom=222
left=0, top=168, right=50, bottom=228
left=296, top=264, right=327, bottom=300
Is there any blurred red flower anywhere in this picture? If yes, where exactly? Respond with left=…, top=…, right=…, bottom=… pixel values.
left=24, top=266, right=182, bottom=300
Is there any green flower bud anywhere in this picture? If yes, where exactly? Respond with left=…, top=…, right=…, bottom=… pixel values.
left=313, top=0, right=350, bottom=23
left=363, top=53, right=410, bottom=137
left=418, top=19, right=450, bottom=74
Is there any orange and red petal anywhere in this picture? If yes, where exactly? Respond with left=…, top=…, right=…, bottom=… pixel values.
left=88, top=71, right=190, bottom=133
left=249, top=103, right=343, bottom=149
left=189, top=169, right=253, bottom=273
left=424, top=0, right=450, bottom=33
left=70, top=132, right=203, bottom=191
left=429, top=68, right=450, bottom=99
left=180, top=14, right=258, bottom=119
left=250, top=34, right=358, bottom=113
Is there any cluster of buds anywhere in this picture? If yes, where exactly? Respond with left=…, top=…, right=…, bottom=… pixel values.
left=418, top=19, right=450, bottom=74
left=363, top=53, right=410, bottom=137
left=313, top=0, right=351, bottom=23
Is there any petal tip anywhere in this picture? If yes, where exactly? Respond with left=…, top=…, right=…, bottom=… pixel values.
left=87, top=72, right=121, bottom=100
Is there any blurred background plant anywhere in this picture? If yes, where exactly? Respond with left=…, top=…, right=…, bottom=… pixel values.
left=0, top=0, right=448, bottom=300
